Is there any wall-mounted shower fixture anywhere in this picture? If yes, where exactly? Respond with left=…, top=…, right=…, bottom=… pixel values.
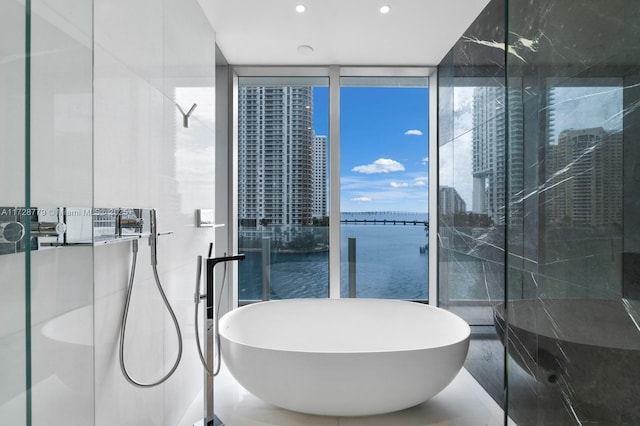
left=32, top=208, right=66, bottom=248
left=0, top=206, right=173, bottom=256
left=0, top=221, right=25, bottom=244
left=93, top=207, right=161, bottom=245
left=116, top=209, right=144, bottom=236
left=31, top=221, right=66, bottom=237
left=0, top=208, right=29, bottom=255
left=0, top=207, right=67, bottom=254
left=176, top=103, right=197, bottom=128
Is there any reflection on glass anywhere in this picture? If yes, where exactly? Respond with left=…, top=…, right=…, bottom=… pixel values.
left=0, top=1, right=28, bottom=422
left=439, top=80, right=507, bottom=325
left=237, top=78, right=329, bottom=301
left=438, top=0, right=639, bottom=424
left=339, top=79, right=428, bottom=300
left=502, top=10, right=634, bottom=422
left=540, top=82, right=624, bottom=298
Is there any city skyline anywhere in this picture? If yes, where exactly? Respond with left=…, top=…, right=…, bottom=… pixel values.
left=239, top=83, right=622, bottom=221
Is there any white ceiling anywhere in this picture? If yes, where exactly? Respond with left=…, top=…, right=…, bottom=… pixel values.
left=197, top=0, right=490, bottom=66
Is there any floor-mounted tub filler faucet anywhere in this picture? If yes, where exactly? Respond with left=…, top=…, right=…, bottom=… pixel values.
left=194, top=251, right=246, bottom=377
left=119, top=209, right=183, bottom=387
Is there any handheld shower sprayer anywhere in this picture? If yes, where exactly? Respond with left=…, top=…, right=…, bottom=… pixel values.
left=119, top=209, right=183, bottom=388
left=149, top=208, right=158, bottom=266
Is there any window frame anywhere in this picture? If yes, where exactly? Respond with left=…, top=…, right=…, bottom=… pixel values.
left=231, top=66, right=438, bottom=303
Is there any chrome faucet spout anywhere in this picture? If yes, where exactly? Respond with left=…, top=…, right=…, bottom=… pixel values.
left=205, top=254, right=246, bottom=318
left=206, top=254, right=246, bottom=270
left=194, top=252, right=247, bottom=379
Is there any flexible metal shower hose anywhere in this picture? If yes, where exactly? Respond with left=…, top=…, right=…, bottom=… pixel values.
left=119, top=239, right=183, bottom=387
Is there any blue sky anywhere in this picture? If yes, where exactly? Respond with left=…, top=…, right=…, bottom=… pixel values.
left=313, top=86, right=429, bottom=213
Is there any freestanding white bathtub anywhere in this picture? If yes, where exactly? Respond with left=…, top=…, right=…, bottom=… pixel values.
left=219, top=298, right=470, bottom=416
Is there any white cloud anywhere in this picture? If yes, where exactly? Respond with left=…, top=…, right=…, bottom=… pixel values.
left=351, top=197, right=372, bottom=202
left=453, top=87, right=474, bottom=139
left=341, top=174, right=428, bottom=212
left=421, top=157, right=429, bottom=165
left=404, top=129, right=423, bottom=136
left=352, top=158, right=405, bottom=174
left=390, top=176, right=428, bottom=188
left=390, top=182, right=410, bottom=188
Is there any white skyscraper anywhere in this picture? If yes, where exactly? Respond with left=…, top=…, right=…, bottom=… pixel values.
left=238, top=86, right=315, bottom=227
left=471, top=86, right=523, bottom=225
left=312, top=134, right=327, bottom=219
left=439, top=186, right=467, bottom=215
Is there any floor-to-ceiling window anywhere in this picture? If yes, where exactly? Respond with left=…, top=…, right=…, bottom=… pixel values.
left=235, top=68, right=432, bottom=303
left=339, top=77, right=429, bottom=300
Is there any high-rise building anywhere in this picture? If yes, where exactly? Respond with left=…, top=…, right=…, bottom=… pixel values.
left=312, top=134, right=327, bottom=219
left=238, top=86, right=315, bottom=227
left=439, top=186, right=467, bottom=215
left=546, top=127, right=622, bottom=227
left=471, top=86, right=523, bottom=225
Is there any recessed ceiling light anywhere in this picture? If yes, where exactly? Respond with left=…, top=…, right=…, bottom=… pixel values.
left=296, top=4, right=306, bottom=13
left=379, top=5, right=391, bottom=14
left=297, top=45, right=314, bottom=55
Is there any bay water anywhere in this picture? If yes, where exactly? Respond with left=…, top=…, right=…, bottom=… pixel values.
left=238, top=212, right=429, bottom=301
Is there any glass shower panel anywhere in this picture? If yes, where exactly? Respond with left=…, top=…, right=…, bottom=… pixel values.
left=439, top=81, right=506, bottom=324
left=0, top=1, right=27, bottom=424
left=505, top=0, right=640, bottom=424
left=237, top=77, right=330, bottom=302
left=437, top=0, right=507, bottom=415
left=29, top=1, right=94, bottom=425
left=539, top=80, right=624, bottom=298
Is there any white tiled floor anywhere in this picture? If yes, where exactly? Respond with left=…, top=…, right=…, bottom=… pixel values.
left=213, top=363, right=512, bottom=426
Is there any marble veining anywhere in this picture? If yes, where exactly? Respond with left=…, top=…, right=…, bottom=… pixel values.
left=438, top=0, right=640, bottom=423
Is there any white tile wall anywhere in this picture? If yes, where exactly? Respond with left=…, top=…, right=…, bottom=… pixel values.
left=0, top=0, right=25, bottom=206
left=94, top=0, right=164, bottom=93
left=93, top=0, right=216, bottom=425
left=30, top=0, right=93, bottom=207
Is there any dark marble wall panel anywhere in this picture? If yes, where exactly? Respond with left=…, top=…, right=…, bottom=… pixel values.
left=437, top=0, right=507, bottom=412
left=439, top=0, right=640, bottom=424
left=623, top=74, right=640, bottom=299
left=438, top=0, right=506, bottom=322
left=505, top=0, right=640, bottom=424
